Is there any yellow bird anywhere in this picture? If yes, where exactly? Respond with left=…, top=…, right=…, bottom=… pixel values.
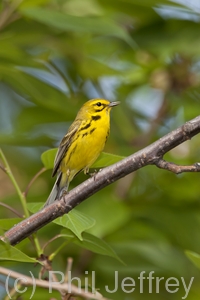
left=45, top=99, right=119, bottom=206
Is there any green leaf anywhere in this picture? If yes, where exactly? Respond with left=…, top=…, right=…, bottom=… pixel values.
left=20, top=8, right=135, bottom=46
left=41, top=149, right=124, bottom=170
left=77, top=193, right=132, bottom=237
left=27, top=202, right=44, bottom=213
left=91, top=152, right=125, bottom=168
left=19, top=0, right=50, bottom=8
left=0, top=67, right=70, bottom=113
left=185, top=250, right=200, bottom=270
left=61, top=229, right=123, bottom=263
left=0, top=241, right=36, bottom=263
left=0, top=218, right=22, bottom=230
left=53, top=210, right=95, bottom=240
left=41, top=148, right=57, bottom=169
left=27, top=203, right=95, bottom=240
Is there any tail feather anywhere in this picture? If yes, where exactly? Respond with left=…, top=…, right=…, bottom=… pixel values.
left=44, top=172, right=69, bottom=207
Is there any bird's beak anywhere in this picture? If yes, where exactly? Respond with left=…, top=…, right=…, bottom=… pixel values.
left=108, top=101, right=120, bottom=107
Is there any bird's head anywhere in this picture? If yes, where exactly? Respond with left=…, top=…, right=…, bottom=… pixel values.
left=78, top=99, right=120, bottom=118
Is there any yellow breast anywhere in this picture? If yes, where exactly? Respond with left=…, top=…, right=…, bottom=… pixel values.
left=61, top=110, right=110, bottom=179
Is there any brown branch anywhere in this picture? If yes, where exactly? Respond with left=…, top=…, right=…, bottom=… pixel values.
left=0, top=266, right=106, bottom=300
left=1, top=115, right=200, bottom=246
left=155, top=159, right=200, bottom=174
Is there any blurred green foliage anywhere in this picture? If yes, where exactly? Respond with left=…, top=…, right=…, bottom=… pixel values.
left=1, top=0, right=200, bottom=299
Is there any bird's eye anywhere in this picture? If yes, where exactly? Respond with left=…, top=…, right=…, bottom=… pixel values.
left=96, top=102, right=102, bottom=107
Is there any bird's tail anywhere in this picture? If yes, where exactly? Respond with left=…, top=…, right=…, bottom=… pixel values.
left=44, top=172, right=69, bottom=207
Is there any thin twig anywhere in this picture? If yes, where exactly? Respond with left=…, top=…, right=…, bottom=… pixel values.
left=40, top=255, right=65, bottom=297
left=0, top=0, right=23, bottom=30
left=38, top=254, right=51, bottom=280
left=65, top=294, right=73, bottom=300
left=42, top=234, right=63, bottom=252
left=0, top=149, right=43, bottom=256
left=4, top=282, right=22, bottom=300
left=0, top=266, right=106, bottom=300
left=0, top=202, right=42, bottom=251
left=23, top=167, right=47, bottom=197
left=0, top=202, right=23, bottom=218
left=65, top=258, right=73, bottom=283
left=155, top=159, right=200, bottom=174
left=49, top=240, right=71, bottom=261
left=0, top=148, right=29, bottom=218
left=0, top=163, right=7, bottom=174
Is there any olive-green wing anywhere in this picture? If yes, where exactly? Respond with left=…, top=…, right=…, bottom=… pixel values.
left=52, top=119, right=81, bottom=177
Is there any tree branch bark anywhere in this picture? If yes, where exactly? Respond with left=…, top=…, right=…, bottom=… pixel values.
left=1, top=115, right=200, bottom=246
left=0, top=266, right=106, bottom=300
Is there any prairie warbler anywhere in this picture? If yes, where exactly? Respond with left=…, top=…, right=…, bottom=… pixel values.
left=45, top=99, right=119, bottom=206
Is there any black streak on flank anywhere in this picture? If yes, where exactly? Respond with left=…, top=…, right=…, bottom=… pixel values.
left=90, top=128, right=96, bottom=134
left=67, top=144, right=77, bottom=164
left=80, top=123, right=91, bottom=131
left=92, top=115, right=101, bottom=121
left=105, top=130, right=110, bottom=143
left=82, top=132, right=88, bottom=138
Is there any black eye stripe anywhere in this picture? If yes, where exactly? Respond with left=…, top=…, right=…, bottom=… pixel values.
left=95, top=107, right=105, bottom=112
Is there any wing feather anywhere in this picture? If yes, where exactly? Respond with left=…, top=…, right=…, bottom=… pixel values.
left=52, top=119, right=81, bottom=177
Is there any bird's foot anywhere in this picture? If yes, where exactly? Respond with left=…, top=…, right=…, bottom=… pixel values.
left=59, top=189, right=69, bottom=200
left=87, top=169, right=102, bottom=180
